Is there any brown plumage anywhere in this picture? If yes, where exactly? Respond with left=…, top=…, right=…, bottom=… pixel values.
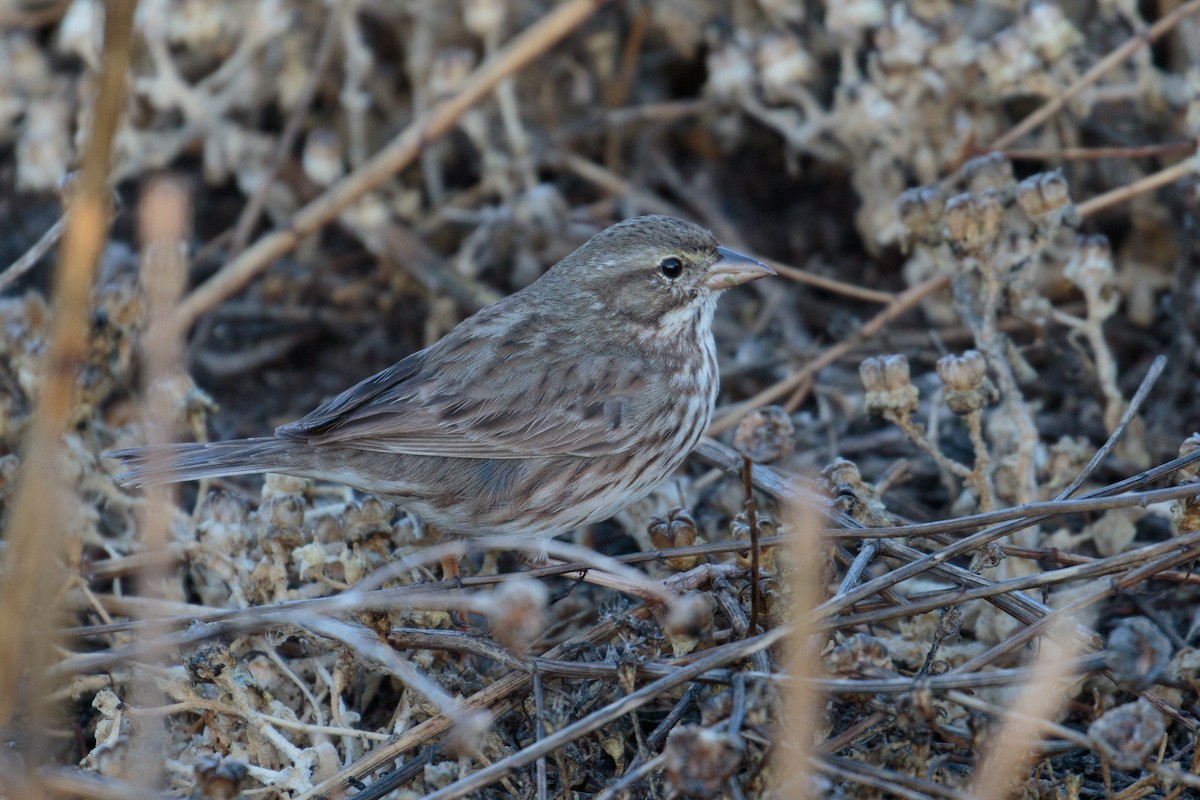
left=111, top=215, right=774, bottom=537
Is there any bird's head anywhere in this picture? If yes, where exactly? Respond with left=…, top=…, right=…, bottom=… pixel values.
left=538, top=215, right=774, bottom=333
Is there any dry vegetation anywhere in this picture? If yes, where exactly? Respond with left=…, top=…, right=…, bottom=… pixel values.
left=2, top=0, right=1200, bottom=797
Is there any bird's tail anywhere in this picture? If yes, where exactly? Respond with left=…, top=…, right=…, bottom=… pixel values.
left=108, top=438, right=299, bottom=487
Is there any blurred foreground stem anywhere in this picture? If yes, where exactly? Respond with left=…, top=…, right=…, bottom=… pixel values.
left=0, top=0, right=137, bottom=747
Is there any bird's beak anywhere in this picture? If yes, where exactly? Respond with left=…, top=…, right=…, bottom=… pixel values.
left=705, top=247, right=776, bottom=290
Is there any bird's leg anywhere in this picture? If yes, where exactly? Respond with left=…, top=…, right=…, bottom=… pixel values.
left=742, top=456, right=762, bottom=636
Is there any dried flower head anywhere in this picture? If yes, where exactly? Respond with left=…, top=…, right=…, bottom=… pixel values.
left=664, top=591, right=714, bottom=656
left=730, top=509, right=777, bottom=570
left=824, top=0, right=888, bottom=42
left=1087, top=698, right=1165, bottom=770
left=1027, top=2, right=1083, bottom=62
left=1015, top=171, right=1072, bottom=220
left=827, top=632, right=893, bottom=677
left=488, top=576, right=549, bottom=653
left=1064, top=234, right=1116, bottom=298
left=756, top=33, right=816, bottom=102
left=733, top=405, right=796, bottom=464
left=706, top=40, right=755, bottom=102
left=820, top=458, right=895, bottom=527
left=463, top=0, right=505, bottom=39
left=960, top=153, right=1015, bottom=195
left=942, top=190, right=1003, bottom=256
left=1105, top=617, right=1173, bottom=691
left=895, top=184, right=946, bottom=243
left=649, top=507, right=701, bottom=570
left=860, top=354, right=919, bottom=417
left=936, top=350, right=998, bottom=415
left=302, top=128, right=344, bottom=188
left=663, top=725, right=743, bottom=798
left=1179, top=434, right=1200, bottom=481
left=342, top=496, right=396, bottom=543
left=193, top=754, right=249, bottom=800
left=1172, top=480, right=1200, bottom=535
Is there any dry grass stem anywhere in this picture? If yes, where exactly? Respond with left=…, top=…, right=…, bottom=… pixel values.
left=0, top=0, right=136, bottom=740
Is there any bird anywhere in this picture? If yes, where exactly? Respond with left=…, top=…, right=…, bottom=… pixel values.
left=111, top=215, right=774, bottom=539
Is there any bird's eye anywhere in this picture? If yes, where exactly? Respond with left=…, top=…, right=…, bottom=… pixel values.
left=658, top=257, right=684, bottom=279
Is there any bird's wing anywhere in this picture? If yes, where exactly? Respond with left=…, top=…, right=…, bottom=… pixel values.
left=277, top=334, right=663, bottom=459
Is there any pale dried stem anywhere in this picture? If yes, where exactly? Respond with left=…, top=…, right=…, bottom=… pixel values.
left=974, top=265, right=1038, bottom=506
left=128, top=175, right=191, bottom=789
left=0, top=214, right=66, bottom=295
left=1076, top=152, right=1199, bottom=218
left=765, top=258, right=896, bottom=304
left=964, top=616, right=1084, bottom=800
left=0, top=0, right=136, bottom=740
left=776, top=501, right=824, bottom=797
left=1003, top=141, right=1195, bottom=161
left=964, top=408, right=996, bottom=511
left=172, top=0, right=609, bottom=333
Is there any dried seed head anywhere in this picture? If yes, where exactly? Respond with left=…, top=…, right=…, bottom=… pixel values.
left=1172, top=482, right=1200, bottom=535
left=260, top=494, right=305, bottom=546
left=875, top=10, right=934, bottom=70
left=825, top=0, right=888, bottom=41
left=821, top=458, right=895, bottom=527
left=428, top=48, right=476, bottom=98
left=663, top=725, right=743, bottom=798
left=827, top=632, right=892, bottom=677
left=756, top=0, right=805, bottom=24
left=648, top=506, right=697, bottom=548
left=730, top=509, right=777, bottom=570
left=665, top=591, right=714, bottom=635
left=1027, top=2, right=1083, bottom=61
left=960, top=152, right=1015, bottom=194
left=942, top=191, right=1002, bottom=255
left=755, top=33, right=816, bottom=101
left=1105, top=617, right=1173, bottom=691
left=342, top=497, right=396, bottom=543
left=1064, top=234, right=1115, bottom=300
left=302, top=128, right=344, bottom=187
left=193, top=754, right=249, bottom=800
left=936, top=350, right=998, bottom=415
left=1088, top=698, right=1165, bottom=770
left=648, top=507, right=700, bottom=568
left=463, top=0, right=505, bottom=39
left=860, top=354, right=919, bottom=416
left=197, top=490, right=250, bottom=527
left=664, top=591, right=714, bottom=649
left=448, top=709, right=493, bottom=758
left=1015, top=171, right=1071, bottom=219
left=733, top=405, right=796, bottom=464
left=1178, top=434, right=1200, bottom=481
left=895, top=185, right=946, bottom=239
left=262, top=472, right=308, bottom=499
left=488, top=576, right=549, bottom=653
left=17, top=97, right=71, bottom=191
left=729, top=509, right=777, bottom=541
left=706, top=41, right=755, bottom=101
left=184, top=629, right=235, bottom=685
